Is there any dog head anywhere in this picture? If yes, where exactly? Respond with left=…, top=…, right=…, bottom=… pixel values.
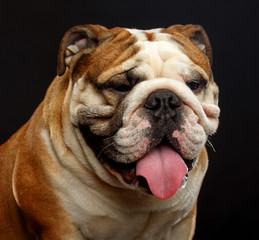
left=57, top=24, right=220, bottom=200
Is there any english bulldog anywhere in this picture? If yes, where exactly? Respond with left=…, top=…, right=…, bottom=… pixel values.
left=0, top=24, right=220, bottom=240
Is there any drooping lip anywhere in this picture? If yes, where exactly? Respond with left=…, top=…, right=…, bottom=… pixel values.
left=102, top=141, right=197, bottom=194
left=79, top=124, right=197, bottom=194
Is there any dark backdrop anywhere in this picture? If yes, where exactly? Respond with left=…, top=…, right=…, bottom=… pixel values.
left=1, top=0, right=258, bottom=239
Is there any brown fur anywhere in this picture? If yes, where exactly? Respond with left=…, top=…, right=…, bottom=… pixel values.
left=0, top=24, right=218, bottom=239
left=0, top=78, right=77, bottom=239
left=162, top=25, right=212, bottom=65
left=0, top=67, right=84, bottom=238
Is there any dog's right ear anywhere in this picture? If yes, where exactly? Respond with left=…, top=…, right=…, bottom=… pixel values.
left=57, top=25, right=112, bottom=76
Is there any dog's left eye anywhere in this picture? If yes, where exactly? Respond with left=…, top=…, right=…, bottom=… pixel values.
left=186, top=81, right=200, bottom=91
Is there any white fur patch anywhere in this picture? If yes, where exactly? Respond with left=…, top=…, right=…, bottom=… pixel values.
left=122, top=78, right=219, bottom=136
left=126, top=28, right=162, bottom=34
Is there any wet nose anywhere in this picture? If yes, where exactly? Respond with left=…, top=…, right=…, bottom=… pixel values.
left=144, top=90, right=181, bottom=119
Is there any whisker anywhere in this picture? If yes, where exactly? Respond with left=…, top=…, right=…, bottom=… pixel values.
left=206, top=138, right=216, bottom=152
left=103, top=135, right=116, bottom=141
left=97, top=142, right=115, bottom=160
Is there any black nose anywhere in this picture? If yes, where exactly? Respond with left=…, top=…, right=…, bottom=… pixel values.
left=144, top=90, right=181, bottom=119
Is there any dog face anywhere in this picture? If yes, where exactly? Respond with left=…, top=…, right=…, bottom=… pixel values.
left=57, top=24, right=220, bottom=200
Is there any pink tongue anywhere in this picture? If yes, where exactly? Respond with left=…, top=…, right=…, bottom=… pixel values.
left=136, top=145, right=187, bottom=200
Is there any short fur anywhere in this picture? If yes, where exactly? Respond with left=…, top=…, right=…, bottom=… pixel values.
left=0, top=24, right=219, bottom=240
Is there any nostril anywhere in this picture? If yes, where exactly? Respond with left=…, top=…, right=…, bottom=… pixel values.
left=144, top=96, right=161, bottom=110
left=168, top=97, right=181, bottom=108
left=144, top=90, right=181, bottom=119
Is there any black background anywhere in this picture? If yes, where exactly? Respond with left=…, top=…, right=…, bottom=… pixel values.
left=1, top=0, right=258, bottom=239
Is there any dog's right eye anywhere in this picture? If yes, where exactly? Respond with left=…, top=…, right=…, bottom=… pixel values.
left=112, top=84, right=132, bottom=93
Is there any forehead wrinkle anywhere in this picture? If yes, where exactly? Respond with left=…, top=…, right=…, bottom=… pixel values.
left=142, top=41, right=164, bottom=78
left=97, top=45, right=142, bottom=84
left=96, top=29, right=195, bottom=82
left=82, top=30, right=139, bottom=84
left=82, top=28, right=211, bottom=85
left=128, top=30, right=197, bottom=80
left=136, top=35, right=192, bottom=79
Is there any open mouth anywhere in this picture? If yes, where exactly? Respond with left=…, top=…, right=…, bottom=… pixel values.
left=103, top=138, right=197, bottom=200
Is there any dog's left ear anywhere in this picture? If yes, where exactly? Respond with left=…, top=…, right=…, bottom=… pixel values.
left=164, top=24, right=213, bottom=65
left=57, top=24, right=112, bottom=76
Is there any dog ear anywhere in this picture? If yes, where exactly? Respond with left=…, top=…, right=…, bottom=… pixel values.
left=57, top=25, right=112, bottom=76
left=164, top=24, right=213, bottom=65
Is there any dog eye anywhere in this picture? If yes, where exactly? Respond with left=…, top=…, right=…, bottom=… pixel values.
left=186, top=81, right=200, bottom=91
left=113, top=84, right=132, bottom=93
